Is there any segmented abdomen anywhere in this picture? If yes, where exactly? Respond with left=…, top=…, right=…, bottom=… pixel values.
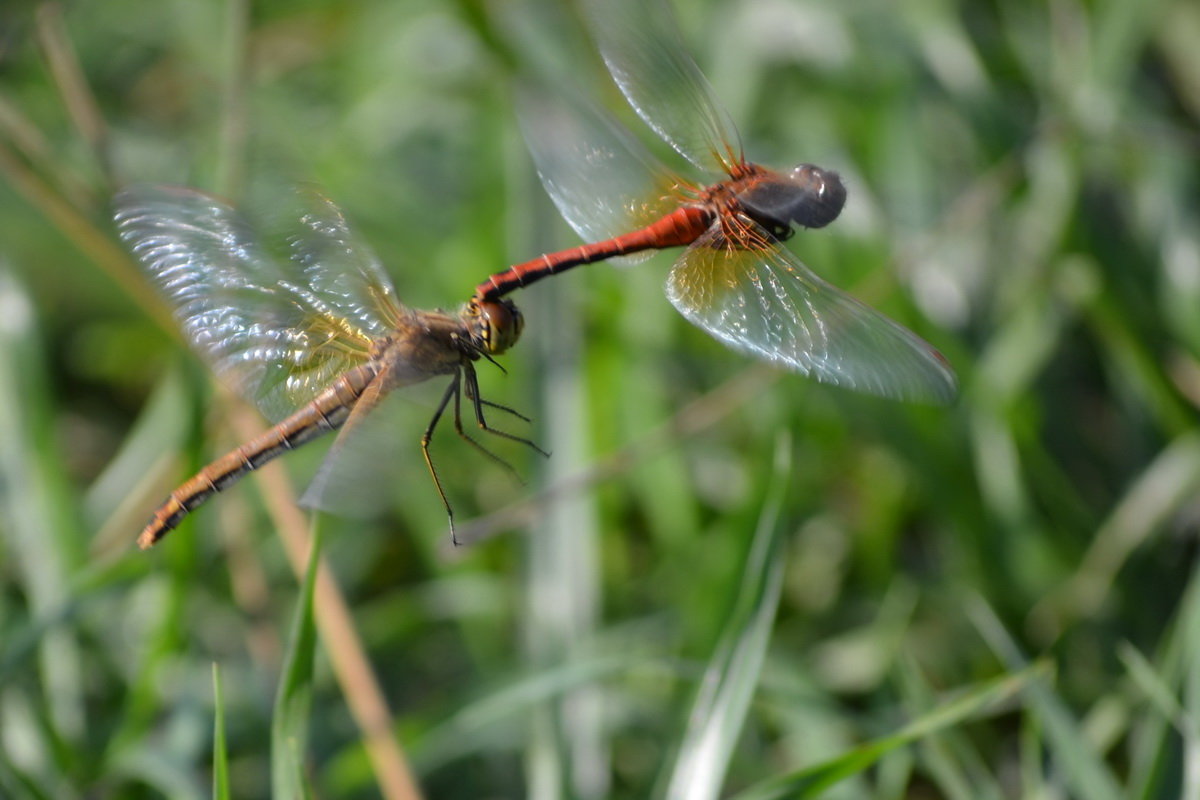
left=138, top=364, right=377, bottom=549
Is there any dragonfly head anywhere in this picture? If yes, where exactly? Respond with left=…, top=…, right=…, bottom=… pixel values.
left=739, top=164, right=846, bottom=231
left=468, top=296, right=524, bottom=356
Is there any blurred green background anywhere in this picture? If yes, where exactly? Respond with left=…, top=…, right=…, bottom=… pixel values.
left=1, top=0, right=1198, bottom=797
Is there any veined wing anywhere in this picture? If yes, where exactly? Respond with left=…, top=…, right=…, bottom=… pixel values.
left=281, top=186, right=406, bottom=340
left=297, top=365, right=393, bottom=516
left=583, top=0, right=742, bottom=175
left=292, top=355, right=452, bottom=516
left=114, top=185, right=400, bottom=421
left=665, top=222, right=958, bottom=404
left=517, top=84, right=682, bottom=257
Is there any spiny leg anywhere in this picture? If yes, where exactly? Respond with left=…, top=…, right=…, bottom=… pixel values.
left=463, top=365, right=550, bottom=458
left=477, top=397, right=533, bottom=424
left=463, top=371, right=535, bottom=424
left=425, top=366, right=550, bottom=546
left=422, top=372, right=461, bottom=544
left=450, top=367, right=529, bottom=482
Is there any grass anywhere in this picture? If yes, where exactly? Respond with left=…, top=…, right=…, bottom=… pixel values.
left=1, top=0, right=1198, bottom=797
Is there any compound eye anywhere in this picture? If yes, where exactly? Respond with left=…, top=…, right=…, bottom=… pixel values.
left=477, top=299, right=523, bottom=354
left=785, top=164, right=846, bottom=228
left=510, top=302, right=525, bottom=340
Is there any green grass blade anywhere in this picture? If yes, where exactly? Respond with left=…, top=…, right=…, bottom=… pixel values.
left=729, top=664, right=1044, bottom=800
left=0, top=269, right=85, bottom=752
left=969, top=598, right=1125, bottom=800
left=1127, top=557, right=1200, bottom=798
left=212, top=663, right=231, bottom=800
left=271, top=521, right=323, bottom=800
left=409, top=652, right=648, bottom=773
left=662, top=434, right=792, bottom=800
left=1184, top=568, right=1200, bottom=800
left=897, top=653, right=1005, bottom=800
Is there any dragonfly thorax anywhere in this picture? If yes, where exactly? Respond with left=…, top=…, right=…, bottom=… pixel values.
left=737, top=164, right=846, bottom=231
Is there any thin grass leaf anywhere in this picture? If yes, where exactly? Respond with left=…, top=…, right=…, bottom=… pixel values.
left=86, top=364, right=192, bottom=555
left=103, top=546, right=191, bottom=763
left=271, top=521, right=323, bottom=800
left=1117, top=642, right=1191, bottom=738
left=1173, top=560, right=1200, bottom=800
left=1127, top=556, right=1200, bottom=799
left=1186, top=579, right=1200, bottom=800
left=1030, top=432, right=1200, bottom=639
left=0, top=269, right=85, bottom=748
left=212, top=663, right=231, bottom=800
left=1019, top=710, right=1046, bottom=798
left=969, top=597, right=1125, bottom=800
left=0, top=756, right=53, bottom=800
left=897, top=653, right=1005, bottom=800
left=729, top=664, right=1045, bottom=800
left=0, top=138, right=175, bottom=332
left=0, top=90, right=95, bottom=206
left=661, top=433, right=792, bottom=800
left=211, top=0, right=250, bottom=198
left=404, top=651, right=652, bottom=774
left=34, top=2, right=113, bottom=183
left=874, top=748, right=915, bottom=800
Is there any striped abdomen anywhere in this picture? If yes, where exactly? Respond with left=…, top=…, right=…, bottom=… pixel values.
left=138, top=364, right=377, bottom=549
left=474, top=205, right=713, bottom=299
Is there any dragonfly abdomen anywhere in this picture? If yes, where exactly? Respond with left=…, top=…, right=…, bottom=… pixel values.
left=137, top=364, right=377, bottom=549
left=475, top=206, right=713, bottom=299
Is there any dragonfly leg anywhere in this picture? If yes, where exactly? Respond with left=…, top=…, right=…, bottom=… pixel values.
left=422, top=371, right=460, bottom=544
left=450, top=369, right=528, bottom=484
left=462, top=365, right=550, bottom=459
left=463, top=374, right=533, bottom=423
left=477, top=397, right=533, bottom=424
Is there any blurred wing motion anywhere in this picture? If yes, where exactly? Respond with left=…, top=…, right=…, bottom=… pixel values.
left=114, top=185, right=407, bottom=421
left=666, top=223, right=958, bottom=404
left=296, top=368, right=391, bottom=515
left=517, top=85, right=682, bottom=258
left=281, top=186, right=405, bottom=341
left=582, top=0, right=741, bottom=174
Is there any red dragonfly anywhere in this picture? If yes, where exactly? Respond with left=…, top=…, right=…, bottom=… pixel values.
left=116, top=185, right=536, bottom=548
left=475, top=0, right=955, bottom=404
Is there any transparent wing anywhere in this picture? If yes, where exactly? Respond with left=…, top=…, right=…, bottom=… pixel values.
left=281, top=186, right=406, bottom=341
left=583, top=0, right=742, bottom=175
left=665, top=222, right=958, bottom=404
left=517, top=84, right=683, bottom=259
left=298, top=371, right=402, bottom=516
left=114, top=185, right=400, bottom=421
left=298, top=370, right=461, bottom=517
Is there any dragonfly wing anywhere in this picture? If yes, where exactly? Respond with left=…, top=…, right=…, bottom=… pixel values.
left=298, top=371, right=394, bottom=516
left=665, top=223, right=958, bottom=404
left=114, top=185, right=378, bottom=421
left=297, top=365, right=448, bottom=517
left=583, top=0, right=742, bottom=175
left=280, top=186, right=407, bottom=339
left=518, top=84, right=681, bottom=257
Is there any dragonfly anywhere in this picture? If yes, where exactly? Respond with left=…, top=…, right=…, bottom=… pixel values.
left=474, top=0, right=956, bottom=404
left=116, top=185, right=537, bottom=549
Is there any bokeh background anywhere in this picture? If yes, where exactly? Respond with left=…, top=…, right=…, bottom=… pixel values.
left=1, top=0, right=1198, bottom=797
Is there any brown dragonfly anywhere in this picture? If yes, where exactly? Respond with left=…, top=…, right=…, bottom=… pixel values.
left=115, top=185, right=537, bottom=549
left=473, top=0, right=955, bottom=404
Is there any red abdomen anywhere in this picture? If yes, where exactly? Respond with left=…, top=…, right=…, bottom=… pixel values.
left=476, top=206, right=713, bottom=299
